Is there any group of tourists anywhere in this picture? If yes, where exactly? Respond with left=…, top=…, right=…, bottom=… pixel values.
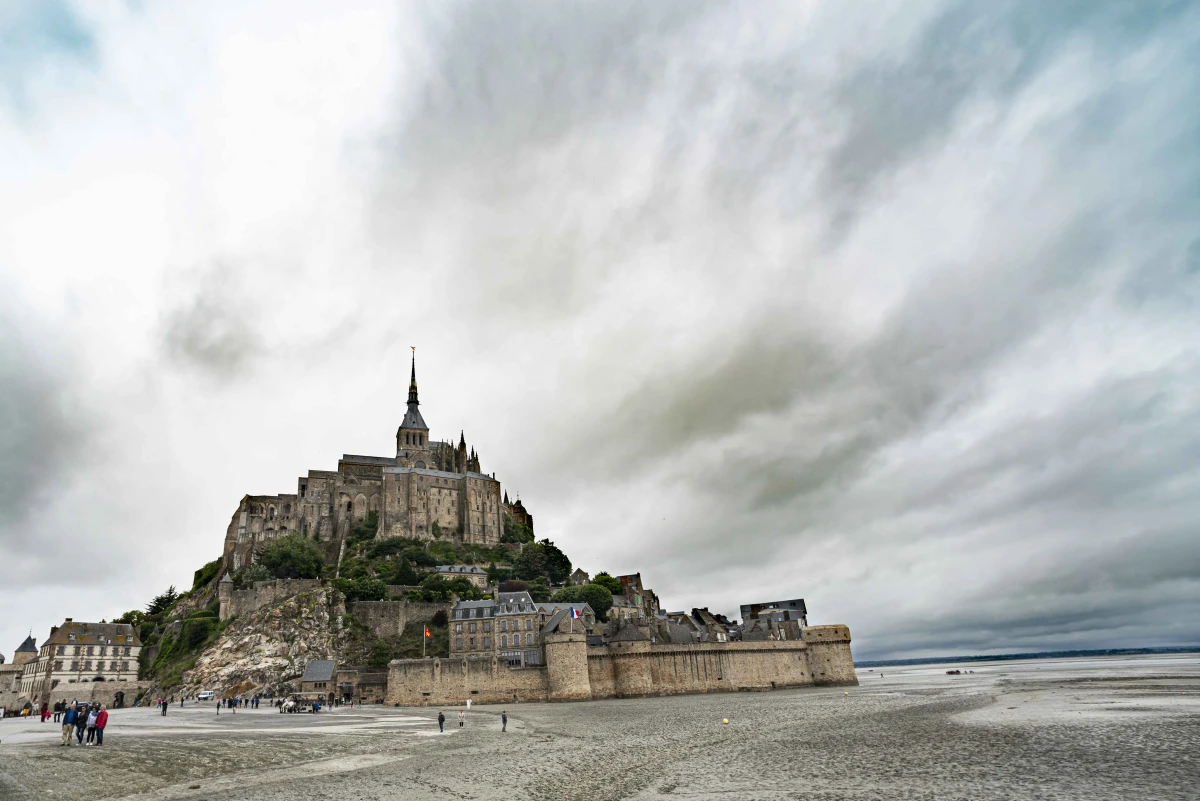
left=57, top=701, right=108, bottom=746
left=217, top=696, right=257, bottom=711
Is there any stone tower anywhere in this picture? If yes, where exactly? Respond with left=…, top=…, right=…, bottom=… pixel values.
left=218, top=572, right=234, bottom=621
left=543, top=617, right=590, bottom=701
left=396, top=350, right=432, bottom=467
left=13, top=633, right=38, bottom=667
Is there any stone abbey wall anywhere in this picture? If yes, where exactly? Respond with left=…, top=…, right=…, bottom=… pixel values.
left=386, top=625, right=857, bottom=706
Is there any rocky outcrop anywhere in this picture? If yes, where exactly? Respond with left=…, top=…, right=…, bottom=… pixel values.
left=176, top=587, right=349, bottom=697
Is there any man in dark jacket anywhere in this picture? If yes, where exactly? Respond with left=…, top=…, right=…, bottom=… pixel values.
left=53, top=700, right=63, bottom=723
left=61, top=705, right=77, bottom=746
left=74, top=704, right=88, bottom=744
left=437, top=711, right=445, bottom=732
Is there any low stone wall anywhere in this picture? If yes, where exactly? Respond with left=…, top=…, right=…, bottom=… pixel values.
left=387, top=625, right=857, bottom=705
left=349, top=600, right=451, bottom=639
left=48, top=680, right=147, bottom=707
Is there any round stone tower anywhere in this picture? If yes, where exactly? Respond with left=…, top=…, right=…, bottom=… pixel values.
left=543, top=617, right=590, bottom=701
left=218, top=572, right=234, bottom=621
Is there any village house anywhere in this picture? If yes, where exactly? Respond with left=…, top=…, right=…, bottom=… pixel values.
left=300, top=659, right=337, bottom=701
left=435, top=565, right=489, bottom=587
left=19, top=620, right=141, bottom=701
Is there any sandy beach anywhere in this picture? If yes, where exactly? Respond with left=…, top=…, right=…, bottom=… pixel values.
left=2, top=654, right=1197, bottom=801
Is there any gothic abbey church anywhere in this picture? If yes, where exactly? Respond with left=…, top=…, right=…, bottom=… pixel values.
left=223, top=355, right=528, bottom=572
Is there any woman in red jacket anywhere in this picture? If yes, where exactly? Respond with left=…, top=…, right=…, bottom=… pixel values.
left=94, top=705, right=108, bottom=746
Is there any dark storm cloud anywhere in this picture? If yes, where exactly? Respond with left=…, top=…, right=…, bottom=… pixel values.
left=0, top=284, right=92, bottom=579
left=160, top=260, right=261, bottom=379
left=371, top=0, right=1200, bottom=656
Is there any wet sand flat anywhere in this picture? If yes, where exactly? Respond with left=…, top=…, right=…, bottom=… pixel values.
left=2, top=654, right=1197, bottom=801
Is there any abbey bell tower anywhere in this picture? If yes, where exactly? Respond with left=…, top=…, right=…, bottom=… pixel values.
left=396, top=349, right=431, bottom=467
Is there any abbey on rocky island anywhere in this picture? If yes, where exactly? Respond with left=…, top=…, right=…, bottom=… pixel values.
left=223, top=354, right=529, bottom=572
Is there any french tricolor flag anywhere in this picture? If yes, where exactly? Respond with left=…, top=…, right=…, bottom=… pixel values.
left=570, top=608, right=581, bottom=619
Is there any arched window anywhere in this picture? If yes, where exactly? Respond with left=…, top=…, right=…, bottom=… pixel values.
left=501, top=635, right=507, bottom=647
left=513, top=633, right=521, bottom=646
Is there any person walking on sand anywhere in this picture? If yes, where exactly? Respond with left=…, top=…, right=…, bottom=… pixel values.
left=95, top=705, right=108, bottom=746
left=53, top=700, right=62, bottom=723
left=501, top=711, right=507, bottom=732
left=437, top=711, right=445, bottom=732
left=458, top=710, right=465, bottom=728
left=60, top=704, right=77, bottom=746
left=161, top=698, right=167, bottom=717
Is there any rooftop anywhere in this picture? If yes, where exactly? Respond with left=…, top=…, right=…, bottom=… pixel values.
left=45, top=622, right=141, bottom=647
left=301, top=659, right=336, bottom=683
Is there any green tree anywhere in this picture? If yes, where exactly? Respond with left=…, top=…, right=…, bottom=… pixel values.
left=146, top=586, right=179, bottom=616
left=258, top=534, right=326, bottom=580
left=232, top=563, right=272, bottom=589
left=550, top=584, right=612, bottom=619
left=527, top=576, right=551, bottom=603
left=368, top=639, right=391, bottom=668
left=592, top=572, right=623, bottom=596
left=513, top=545, right=548, bottom=581
left=538, top=539, right=572, bottom=584
left=115, top=609, right=146, bottom=627
left=391, top=558, right=419, bottom=586
left=501, top=514, right=535, bottom=544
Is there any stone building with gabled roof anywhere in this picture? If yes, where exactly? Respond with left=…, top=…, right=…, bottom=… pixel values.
left=300, top=659, right=337, bottom=700
left=18, top=620, right=142, bottom=702
left=435, top=565, right=489, bottom=587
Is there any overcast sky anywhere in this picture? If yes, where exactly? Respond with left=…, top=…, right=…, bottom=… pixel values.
left=2, top=1, right=1198, bottom=661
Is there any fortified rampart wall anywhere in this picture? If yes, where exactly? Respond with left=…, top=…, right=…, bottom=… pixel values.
left=386, top=625, right=857, bottom=706
left=386, top=656, right=550, bottom=705
left=348, top=600, right=451, bottom=638
left=220, top=579, right=323, bottom=621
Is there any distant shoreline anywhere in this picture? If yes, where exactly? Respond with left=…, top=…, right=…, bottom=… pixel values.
left=855, top=645, right=1200, bottom=668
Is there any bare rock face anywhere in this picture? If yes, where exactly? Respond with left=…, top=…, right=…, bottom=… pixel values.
left=179, top=587, right=348, bottom=697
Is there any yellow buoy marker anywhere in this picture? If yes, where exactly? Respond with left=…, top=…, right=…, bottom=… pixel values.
left=844, top=692, right=849, bottom=696
left=722, top=718, right=729, bottom=724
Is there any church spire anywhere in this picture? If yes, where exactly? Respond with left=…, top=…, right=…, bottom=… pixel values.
left=407, top=347, right=419, bottom=406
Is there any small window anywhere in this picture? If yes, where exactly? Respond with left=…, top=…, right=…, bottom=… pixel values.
left=513, top=634, right=521, bottom=646
left=455, top=638, right=462, bottom=650
left=501, top=635, right=508, bottom=647
left=469, top=637, right=476, bottom=648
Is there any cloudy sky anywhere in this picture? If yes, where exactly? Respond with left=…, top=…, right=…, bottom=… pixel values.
left=2, top=1, right=1198, bottom=661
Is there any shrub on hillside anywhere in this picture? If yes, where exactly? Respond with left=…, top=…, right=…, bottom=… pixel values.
left=257, top=535, right=325, bottom=580
left=333, top=577, right=388, bottom=603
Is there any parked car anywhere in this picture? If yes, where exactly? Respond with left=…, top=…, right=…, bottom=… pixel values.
left=197, top=690, right=215, bottom=701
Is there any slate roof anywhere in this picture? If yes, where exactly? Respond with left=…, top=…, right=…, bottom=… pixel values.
left=400, top=404, right=428, bottom=431
left=340, top=454, right=398, bottom=465
left=45, top=622, right=140, bottom=647
left=437, top=565, right=487, bottom=575
left=301, top=660, right=336, bottom=683
left=16, top=634, right=37, bottom=653
left=536, top=602, right=594, bottom=618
